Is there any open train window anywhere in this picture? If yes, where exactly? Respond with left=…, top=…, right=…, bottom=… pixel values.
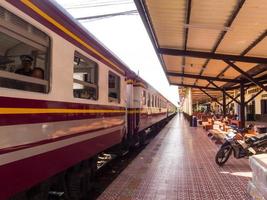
left=0, top=6, right=50, bottom=93
left=73, top=52, right=98, bottom=100
left=108, top=71, right=120, bottom=103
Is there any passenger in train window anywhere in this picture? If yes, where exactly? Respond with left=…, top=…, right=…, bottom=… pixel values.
left=31, top=67, right=44, bottom=79
left=15, top=55, right=33, bottom=76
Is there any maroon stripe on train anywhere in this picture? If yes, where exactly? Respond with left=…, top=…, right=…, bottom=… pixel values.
left=6, top=0, right=131, bottom=76
left=0, top=96, right=125, bottom=125
left=0, top=123, right=123, bottom=155
left=0, top=96, right=125, bottom=109
left=0, top=113, right=124, bottom=126
left=0, top=130, right=122, bottom=200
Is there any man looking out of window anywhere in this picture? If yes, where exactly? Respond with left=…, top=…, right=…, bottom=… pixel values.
left=15, top=55, right=33, bottom=76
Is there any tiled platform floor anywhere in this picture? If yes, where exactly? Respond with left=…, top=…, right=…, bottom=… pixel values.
left=98, top=114, right=252, bottom=200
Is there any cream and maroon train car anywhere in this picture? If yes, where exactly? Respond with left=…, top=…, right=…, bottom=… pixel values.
left=0, top=1, right=176, bottom=199
left=127, top=76, right=176, bottom=145
left=0, top=1, right=133, bottom=199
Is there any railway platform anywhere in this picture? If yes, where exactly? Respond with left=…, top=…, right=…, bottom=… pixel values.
left=98, top=114, right=251, bottom=200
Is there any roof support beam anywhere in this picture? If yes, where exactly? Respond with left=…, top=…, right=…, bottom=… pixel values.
left=224, top=60, right=267, bottom=92
left=222, top=92, right=226, bottom=116
left=208, top=81, right=240, bottom=104
left=225, top=85, right=249, bottom=106
left=240, top=82, right=245, bottom=128
left=194, top=0, right=246, bottom=86
left=226, top=93, right=240, bottom=107
left=172, top=83, right=220, bottom=91
left=158, top=48, right=267, bottom=64
left=167, top=72, right=240, bottom=83
left=199, top=88, right=223, bottom=106
left=205, top=30, right=267, bottom=89
left=245, top=89, right=264, bottom=105
left=182, top=0, right=192, bottom=84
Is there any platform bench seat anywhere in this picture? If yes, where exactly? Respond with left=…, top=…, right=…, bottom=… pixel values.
left=248, top=154, right=267, bottom=200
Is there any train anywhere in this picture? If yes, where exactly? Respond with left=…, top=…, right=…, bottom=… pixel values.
left=0, top=1, right=176, bottom=199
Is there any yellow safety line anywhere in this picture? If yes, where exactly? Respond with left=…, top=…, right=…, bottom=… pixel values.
left=21, top=0, right=124, bottom=75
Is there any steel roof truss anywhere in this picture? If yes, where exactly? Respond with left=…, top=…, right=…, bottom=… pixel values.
left=172, top=83, right=220, bottom=91
left=199, top=88, right=222, bottom=106
left=245, top=89, right=264, bottom=105
left=208, top=80, right=240, bottom=104
left=158, top=48, right=267, bottom=64
left=224, top=60, right=267, bottom=92
left=167, top=72, right=240, bottom=83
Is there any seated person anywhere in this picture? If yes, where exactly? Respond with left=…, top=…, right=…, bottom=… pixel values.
left=31, top=67, right=44, bottom=79
left=246, top=124, right=258, bottom=136
left=222, top=116, right=229, bottom=124
left=15, top=55, right=33, bottom=76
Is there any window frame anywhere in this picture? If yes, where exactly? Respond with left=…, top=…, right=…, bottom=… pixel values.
left=108, top=70, right=120, bottom=103
left=73, top=51, right=99, bottom=100
left=0, top=6, right=51, bottom=93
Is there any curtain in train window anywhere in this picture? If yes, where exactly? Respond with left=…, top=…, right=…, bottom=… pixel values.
left=73, top=52, right=98, bottom=100
left=0, top=6, right=50, bottom=93
left=108, top=72, right=120, bottom=103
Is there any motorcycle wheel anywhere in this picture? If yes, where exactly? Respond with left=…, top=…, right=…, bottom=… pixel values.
left=215, top=145, right=232, bottom=166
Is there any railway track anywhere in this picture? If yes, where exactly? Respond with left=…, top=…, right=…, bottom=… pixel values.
left=48, top=129, right=159, bottom=200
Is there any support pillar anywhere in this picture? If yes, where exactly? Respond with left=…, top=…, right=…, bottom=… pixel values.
left=188, top=88, right=192, bottom=116
left=223, top=91, right=226, bottom=117
left=240, top=82, right=245, bottom=128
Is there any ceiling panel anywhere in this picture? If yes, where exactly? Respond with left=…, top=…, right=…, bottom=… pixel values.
left=184, top=57, right=206, bottom=74
left=217, top=0, right=267, bottom=55
left=163, top=55, right=183, bottom=72
left=146, top=0, right=186, bottom=48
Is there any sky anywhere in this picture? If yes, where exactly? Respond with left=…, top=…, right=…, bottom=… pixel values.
left=55, top=0, right=179, bottom=106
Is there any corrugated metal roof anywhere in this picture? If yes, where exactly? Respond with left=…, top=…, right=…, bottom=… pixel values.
left=146, top=0, right=186, bottom=48
left=136, top=0, right=267, bottom=103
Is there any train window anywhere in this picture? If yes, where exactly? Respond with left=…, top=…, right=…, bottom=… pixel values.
left=142, top=90, right=146, bottom=105
left=73, top=52, right=98, bottom=100
left=108, top=71, right=120, bottom=103
left=0, top=6, right=50, bottom=93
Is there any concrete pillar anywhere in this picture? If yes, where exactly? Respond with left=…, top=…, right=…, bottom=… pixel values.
left=188, top=88, right=192, bottom=116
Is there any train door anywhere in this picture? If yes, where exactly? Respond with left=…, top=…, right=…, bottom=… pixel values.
left=126, top=81, right=142, bottom=146
left=133, top=85, right=142, bottom=134
left=126, top=82, right=135, bottom=143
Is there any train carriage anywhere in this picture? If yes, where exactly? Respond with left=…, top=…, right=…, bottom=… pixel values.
left=0, top=1, right=176, bottom=199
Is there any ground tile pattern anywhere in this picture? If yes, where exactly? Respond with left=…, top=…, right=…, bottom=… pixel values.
left=98, top=114, right=252, bottom=200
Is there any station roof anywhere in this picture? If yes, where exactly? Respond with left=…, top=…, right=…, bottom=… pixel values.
left=134, top=0, right=267, bottom=103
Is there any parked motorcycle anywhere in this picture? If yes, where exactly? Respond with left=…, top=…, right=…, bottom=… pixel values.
left=215, top=127, right=267, bottom=166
